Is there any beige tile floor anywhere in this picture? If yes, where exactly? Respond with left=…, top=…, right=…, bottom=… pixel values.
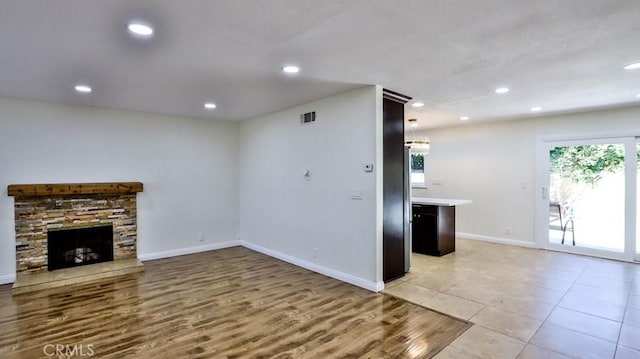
left=383, top=239, right=640, bottom=359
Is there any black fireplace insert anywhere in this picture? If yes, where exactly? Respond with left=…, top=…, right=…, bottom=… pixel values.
left=47, top=225, right=114, bottom=271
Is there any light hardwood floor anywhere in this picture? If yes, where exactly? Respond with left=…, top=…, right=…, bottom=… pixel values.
left=0, top=247, right=469, bottom=358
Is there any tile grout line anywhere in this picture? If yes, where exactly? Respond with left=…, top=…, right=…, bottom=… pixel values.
left=614, top=273, right=638, bottom=356
left=514, top=256, right=586, bottom=359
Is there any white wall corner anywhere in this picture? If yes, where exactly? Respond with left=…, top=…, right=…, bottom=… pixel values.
left=138, top=240, right=242, bottom=261
left=0, top=273, right=16, bottom=285
left=240, top=240, right=383, bottom=292
left=374, top=84, right=385, bottom=284
left=456, top=232, right=535, bottom=248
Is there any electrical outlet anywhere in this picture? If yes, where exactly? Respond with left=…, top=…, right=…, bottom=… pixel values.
left=197, top=233, right=205, bottom=242
left=504, top=227, right=512, bottom=236
left=313, top=248, right=318, bottom=258
left=351, top=188, right=363, bottom=200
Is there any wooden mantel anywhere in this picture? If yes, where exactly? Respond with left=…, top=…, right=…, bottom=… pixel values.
left=7, top=182, right=143, bottom=197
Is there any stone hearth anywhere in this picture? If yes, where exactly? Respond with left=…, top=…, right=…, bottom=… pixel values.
left=8, top=182, right=144, bottom=294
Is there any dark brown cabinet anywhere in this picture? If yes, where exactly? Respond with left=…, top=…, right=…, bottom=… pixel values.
left=412, top=204, right=455, bottom=256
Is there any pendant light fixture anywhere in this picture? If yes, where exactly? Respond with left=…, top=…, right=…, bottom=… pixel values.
left=404, top=118, right=430, bottom=154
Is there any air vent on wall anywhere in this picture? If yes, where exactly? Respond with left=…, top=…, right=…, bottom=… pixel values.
left=300, top=111, right=316, bottom=124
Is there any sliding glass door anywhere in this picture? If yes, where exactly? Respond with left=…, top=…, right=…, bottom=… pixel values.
left=538, top=136, right=637, bottom=261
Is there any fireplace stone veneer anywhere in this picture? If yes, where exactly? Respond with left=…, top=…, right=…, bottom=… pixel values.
left=8, top=182, right=143, bottom=275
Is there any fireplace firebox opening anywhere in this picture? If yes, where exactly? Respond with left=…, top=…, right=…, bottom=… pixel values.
left=47, top=225, right=114, bottom=271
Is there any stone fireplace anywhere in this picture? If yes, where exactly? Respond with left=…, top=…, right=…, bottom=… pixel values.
left=8, top=182, right=144, bottom=293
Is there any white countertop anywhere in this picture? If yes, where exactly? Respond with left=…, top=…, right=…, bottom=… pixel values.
left=412, top=197, right=472, bottom=206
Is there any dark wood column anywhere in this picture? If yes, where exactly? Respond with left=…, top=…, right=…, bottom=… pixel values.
left=382, top=89, right=411, bottom=282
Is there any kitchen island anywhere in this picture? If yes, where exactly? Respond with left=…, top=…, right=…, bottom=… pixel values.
left=411, top=197, right=471, bottom=256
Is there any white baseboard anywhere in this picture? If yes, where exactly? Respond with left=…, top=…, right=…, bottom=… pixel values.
left=1, top=243, right=242, bottom=285
left=0, top=273, right=16, bottom=285
left=3, top=240, right=386, bottom=292
left=240, top=241, right=384, bottom=292
left=456, top=232, right=535, bottom=248
left=138, top=240, right=242, bottom=261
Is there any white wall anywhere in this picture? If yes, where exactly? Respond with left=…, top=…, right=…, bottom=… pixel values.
left=238, top=86, right=381, bottom=288
left=413, top=105, right=640, bottom=246
left=0, top=97, right=240, bottom=280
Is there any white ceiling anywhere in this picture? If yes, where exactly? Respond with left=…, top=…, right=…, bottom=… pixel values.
left=1, top=1, right=639, bottom=129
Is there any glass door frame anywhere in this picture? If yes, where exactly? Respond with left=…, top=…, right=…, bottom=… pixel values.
left=637, top=138, right=640, bottom=262
left=535, top=134, right=637, bottom=262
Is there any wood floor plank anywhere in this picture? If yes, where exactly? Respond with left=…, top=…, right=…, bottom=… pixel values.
left=0, top=247, right=470, bottom=358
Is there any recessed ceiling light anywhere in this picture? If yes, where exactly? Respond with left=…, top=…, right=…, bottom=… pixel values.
left=74, top=85, right=92, bottom=93
left=204, top=102, right=216, bottom=109
left=127, top=22, right=154, bottom=36
left=530, top=106, right=543, bottom=112
left=459, top=116, right=470, bottom=121
left=495, top=87, right=510, bottom=94
left=636, top=93, right=640, bottom=98
left=282, top=66, right=300, bottom=74
left=623, top=62, right=640, bottom=70
left=411, top=102, right=425, bottom=108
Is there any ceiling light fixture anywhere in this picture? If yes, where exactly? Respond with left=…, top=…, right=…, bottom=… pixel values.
left=623, top=62, right=640, bottom=70
left=127, top=22, right=154, bottom=36
left=204, top=102, right=217, bottom=109
left=74, top=85, right=92, bottom=93
left=495, top=87, right=510, bottom=94
left=405, top=119, right=430, bottom=154
left=460, top=116, right=470, bottom=121
left=411, top=102, right=425, bottom=108
left=530, top=106, right=543, bottom=112
left=282, top=66, right=300, bottom=74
